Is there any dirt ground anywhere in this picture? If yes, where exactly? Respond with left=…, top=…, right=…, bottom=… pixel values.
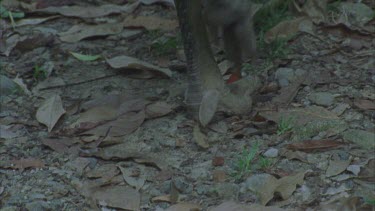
left=0, top=0, right=374, bottom=210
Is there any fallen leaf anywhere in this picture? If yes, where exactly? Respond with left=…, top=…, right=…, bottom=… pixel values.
left=265, top=17, right=313, bottom=43
left=82, top=110, right=146, bottom=137
left=10, top=158, right=45, bottom=170
left=166, top=202, right=201, bottom=211
left=286, top=139, right=344, bottom=152
left=106, top=55, right=172, bottom=78
left=14, top=16, right=59, bottom=27
left=35, top=3, right=139, bottom=18
left=151, top=194, right=172, bottom=203
left=123, top=15, right=178, bottom=31
left=358, top=158, right=375, bottom=182
left=59, top=23, right=123, bottom=43
left=91, top=186, right=140, bottom=211
left=118, top=165, right=145, bottom=191
left=140, top=0, right=175, bottom=7
left=86, top=164, right=120, bottom=179
left=145, top=101, right=173, bottom=119
left=36, top=94, right=65, bottom=132
left=0, top=125, right=23, bottom=139
left=209, top=201, right=286, bottom=211
left=70, top=52, right=101, bottom=61
left=41, top=138, right=72, bottom=153
left=326, top=157, right=352, bottom=177
left=353, top=99, right=375, bottom=110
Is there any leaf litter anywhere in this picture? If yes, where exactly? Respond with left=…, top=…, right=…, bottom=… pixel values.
left=0, top=0, right=374, bottom=210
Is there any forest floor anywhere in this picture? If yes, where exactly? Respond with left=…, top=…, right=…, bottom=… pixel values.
left=0, top=0, right=374, bottom=210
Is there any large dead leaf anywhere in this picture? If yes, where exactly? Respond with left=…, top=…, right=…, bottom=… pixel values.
left=59, top=23, right=123, bottom=43
left=106, top=55, right=172, bottom=78
left=123, top=15, right=178, bottom=31
left=36, top=94, right=65, bottom=132
left=35, top=3, right=139, bottom=18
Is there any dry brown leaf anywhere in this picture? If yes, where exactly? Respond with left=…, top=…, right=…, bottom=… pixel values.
left=358, top=158, right=375, bottom=182
left=298, top=0, right=327, bottom=24
left=15, top=16, right=59, bottom=27
left=10, top=158, right=45, bottom=170
left=123, top=15, right=178, bottom=31
left=145, top=101, right=173, bottom=119
left=354, top=99, right=375, bottom=110
left=82, top=110, right=146, bottom=137
left=86, top=164, right=120, bottom=179
left=286, top=140, right=344, bottom=152
left=71, top=106, right=118, bottom=128
left=326, top=157, right=352, bottom=177
left=41, top=138, right=72, bottom=153
left=59, top=23, right=123, bottom=43
left=91, top=186, right=140, bottom=211
left=166, top=202, right=202, bottom=211
left=35, top=3, right=139, bottom=18
left=106, top=55, right=172, bottom=78
left=209, top=201, right=286, bottom=211
left=36, top=94, right=65, bottom=132
left=265, top=17, right=313, bottom=43
left=118, top=165, right=145, bottom=191
left=275, top=172, right=305, bottom=200
left=151, top=194, right=172, bottom=203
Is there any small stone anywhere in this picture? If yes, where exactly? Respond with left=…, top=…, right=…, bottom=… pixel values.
left=308, top=92, right=335, bottom=106
left=263, top=148, right=279, bottom=158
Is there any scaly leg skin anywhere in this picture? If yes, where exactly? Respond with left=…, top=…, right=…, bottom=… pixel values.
left=175, top=0, right=260, bottom=126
